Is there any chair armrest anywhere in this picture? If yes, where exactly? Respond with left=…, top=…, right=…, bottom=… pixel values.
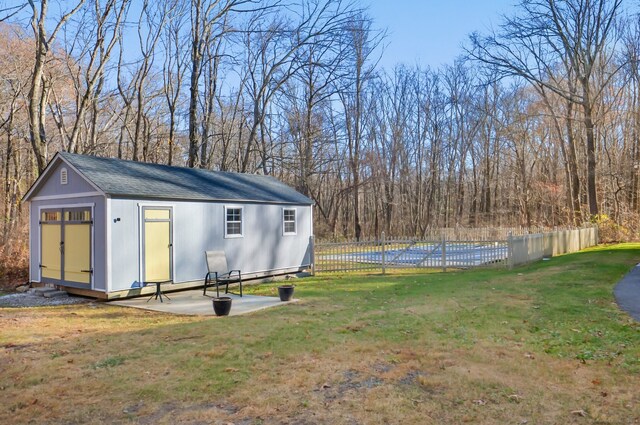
left=216, top=270, right=241, bottom=281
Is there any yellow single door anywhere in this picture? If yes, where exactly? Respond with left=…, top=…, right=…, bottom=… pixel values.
left=41, top=222, right=62, bottom=280
left=143, top=209, right=172, bottom=282
left=64, top=223, right=91, bottom=284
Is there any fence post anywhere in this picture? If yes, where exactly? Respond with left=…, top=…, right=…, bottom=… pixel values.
left=441, top=233, right=447, bottom=272
left=310, top=235, right=315, bottom=276
left=381, top=231, right=386, bottom=274
left=507, top=231, right=513, bottom=269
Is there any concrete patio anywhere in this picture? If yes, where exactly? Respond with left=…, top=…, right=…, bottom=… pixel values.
left=108, top=289, right=296, bottom=316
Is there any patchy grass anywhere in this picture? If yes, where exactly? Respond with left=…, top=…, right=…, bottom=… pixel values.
left=1, top=244, right=640, bottom=424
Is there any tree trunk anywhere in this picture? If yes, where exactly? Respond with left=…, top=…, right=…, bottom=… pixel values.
left=187, top=5, right=202, bottom=168
left=564, top=101, right=582, bottom=225
left=582, top=86, right=599, bottom=216
left=28, top=46, right=47, bottom=173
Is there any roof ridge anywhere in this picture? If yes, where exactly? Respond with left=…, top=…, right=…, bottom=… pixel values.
left=58, top=151, right=275, bottom=180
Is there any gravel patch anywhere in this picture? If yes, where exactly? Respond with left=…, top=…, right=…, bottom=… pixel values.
left=0, top=292, right=93, bottom=308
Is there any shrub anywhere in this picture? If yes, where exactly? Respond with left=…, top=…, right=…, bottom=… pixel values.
left=591, top=214, right=632, bottom=243
left=0, top=220, right=29, bottom=289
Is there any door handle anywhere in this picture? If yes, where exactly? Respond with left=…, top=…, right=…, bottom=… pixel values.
left=59, top=241, right=64, bottom=254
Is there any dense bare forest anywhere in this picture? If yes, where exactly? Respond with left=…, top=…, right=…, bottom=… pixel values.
left=0, top=0, right=639, bottom=280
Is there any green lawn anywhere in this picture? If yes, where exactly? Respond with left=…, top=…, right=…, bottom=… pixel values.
left=1, top=244, right=639, bottom=424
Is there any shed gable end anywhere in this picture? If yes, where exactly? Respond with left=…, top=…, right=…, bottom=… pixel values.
left=27, top=159, right=102, bottom=200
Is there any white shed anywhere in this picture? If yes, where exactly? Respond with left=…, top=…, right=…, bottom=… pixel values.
left=23, top=152, right=314, bottom=299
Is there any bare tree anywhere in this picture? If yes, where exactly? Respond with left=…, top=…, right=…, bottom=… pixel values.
left=26, top=0, right=85, bottom=173
left=236, top=0, right=358, bottom=174
left=337, top=12, right=382, bottom=239
left=187, top=0, right=259, bottom=168
left=162, top=0, right=188, bottom=165
left=0, top=24, right=30, bottom=242
left=64, top=0, right=129, bottom=154
left=469, top=0, right=623, bottom=216
left=283, top=6, right=355, bottom=198
left=0, top=3, right=28, bottom=22
left=199, top=25, right=227, bottom=169
left=132, top=0, right=169, bottom=161
left=115, top=29, right=136, bottom=160
left=621, top=19, right=640, bottom=215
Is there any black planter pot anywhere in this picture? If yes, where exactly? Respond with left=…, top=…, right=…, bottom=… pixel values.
left=212, top=296, right=232, bottom=316
left=277, top=285, right=295, bottom=302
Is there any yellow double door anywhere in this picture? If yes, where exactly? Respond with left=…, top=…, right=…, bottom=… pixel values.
left=40, top=209, right=92, bottom=285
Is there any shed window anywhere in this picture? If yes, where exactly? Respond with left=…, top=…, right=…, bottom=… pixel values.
left=60, top=168, right=68, bottom=185
left=283, top=208, right=296, bottom=235
left=65, top=210, right=91, bottom=222
left=41, top=211, right=61, bottom=222
left=224, top=207, right=243, bottom=238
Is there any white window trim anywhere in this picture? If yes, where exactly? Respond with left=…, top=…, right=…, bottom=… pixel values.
left=283, top=207, right=297, bottom=236
left=224, top=205, right=244, bottom=238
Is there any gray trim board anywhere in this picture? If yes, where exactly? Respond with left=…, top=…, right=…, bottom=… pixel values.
left=31, top=191, right=103, bottom=201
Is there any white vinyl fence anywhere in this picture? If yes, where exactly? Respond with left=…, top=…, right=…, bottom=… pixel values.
left=508, top=226, right=599, bottom=267
left=313, top=226, right=599, bottom=273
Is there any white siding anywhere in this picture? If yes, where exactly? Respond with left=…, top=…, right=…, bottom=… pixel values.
left=109, top=198, right=312, bottom=292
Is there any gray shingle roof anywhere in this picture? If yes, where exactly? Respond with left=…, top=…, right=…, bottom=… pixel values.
left=57, top=152, right=313, bottom=205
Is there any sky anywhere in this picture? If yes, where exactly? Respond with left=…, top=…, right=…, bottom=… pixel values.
left=369, top=0, right=515, bottom=70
